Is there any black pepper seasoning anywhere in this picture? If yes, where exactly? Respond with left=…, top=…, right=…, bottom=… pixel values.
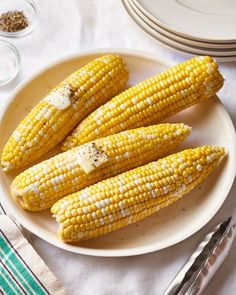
left=0, top=10, right=28, bottom=32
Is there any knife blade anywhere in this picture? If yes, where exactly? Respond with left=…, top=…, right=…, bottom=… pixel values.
left=163, top=217, right=236, bottom=295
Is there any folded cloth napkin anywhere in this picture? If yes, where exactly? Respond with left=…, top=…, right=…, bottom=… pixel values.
left=0, top=205, right=67, bottom=295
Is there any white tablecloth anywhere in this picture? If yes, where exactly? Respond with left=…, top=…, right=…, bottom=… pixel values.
left=1, top=1, right=236, bottom=294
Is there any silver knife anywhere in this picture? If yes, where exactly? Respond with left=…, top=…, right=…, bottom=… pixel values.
left=163, top=217, right=236, bottom=295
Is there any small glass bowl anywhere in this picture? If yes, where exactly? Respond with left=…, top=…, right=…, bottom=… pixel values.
left=0, top=39, right=20, bottom=85
left=0, top=0, right=36, bottom=38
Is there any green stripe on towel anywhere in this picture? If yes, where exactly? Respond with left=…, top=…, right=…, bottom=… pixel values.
left=0, top=258, right=28, bottom=295
left=0, top=208, right=67, bottom=295
left=0, top=232, right=48, bottom=295
left=0, top=265, right=22, bottom=294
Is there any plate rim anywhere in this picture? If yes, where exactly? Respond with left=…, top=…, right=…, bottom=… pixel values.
left=133, top=0, right=236, bottom=43
left=0, top=48, right=236, bottom=257
left=129, top=0, right=236, bottom=56
left=122, top=0, right=236, bottom=62
left=129, top=0, right=236, bottom=50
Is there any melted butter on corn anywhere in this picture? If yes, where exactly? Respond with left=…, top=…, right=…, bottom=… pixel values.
left=44, top=84, right=72, bottom=110
left=77, top=142, right=109, bottom=174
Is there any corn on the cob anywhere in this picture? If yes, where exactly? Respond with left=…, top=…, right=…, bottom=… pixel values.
left=1, top=55, right=129, bottom=171
left=11, top=123, right=190, bottom=211
left=62, top=56, right=224, bottom=150
left=51, top=146, right=225, bottom=242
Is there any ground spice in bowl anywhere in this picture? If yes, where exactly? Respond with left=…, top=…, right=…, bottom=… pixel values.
left=0, top=10, right=28, bottom=33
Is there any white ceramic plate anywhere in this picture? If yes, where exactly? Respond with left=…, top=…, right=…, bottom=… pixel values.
left=134, top=0, right=236, bottom=42
left=0, top=49, right=236, bottom=257
left=129, top=0, right=236, bottom=56
left=130, top=0, right=236, bottom=50
left=123, top=0, right=236, bottom=62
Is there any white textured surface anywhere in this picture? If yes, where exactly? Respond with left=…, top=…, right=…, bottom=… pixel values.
left=0, top=1, right=236, bottom=294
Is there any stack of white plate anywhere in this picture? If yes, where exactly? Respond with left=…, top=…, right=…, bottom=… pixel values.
left=122, top=0, right=236, bottom=61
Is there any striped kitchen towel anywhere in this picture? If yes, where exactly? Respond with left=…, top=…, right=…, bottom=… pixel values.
left=0, top=205, right=68, bottom=295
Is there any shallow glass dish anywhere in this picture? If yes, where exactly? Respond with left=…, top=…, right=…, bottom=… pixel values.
left=0, top=39, right=20, bottom=85
left=0, top=0, right=36, bottom=38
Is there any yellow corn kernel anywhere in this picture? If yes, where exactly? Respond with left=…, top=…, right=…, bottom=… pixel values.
left=52, top=146, right=225, bottom=242
left=1, top=54, right=128, bottom=171
left=11, top=123, right=190, bottom=211
left=62, top=56, right=224, bottom=150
